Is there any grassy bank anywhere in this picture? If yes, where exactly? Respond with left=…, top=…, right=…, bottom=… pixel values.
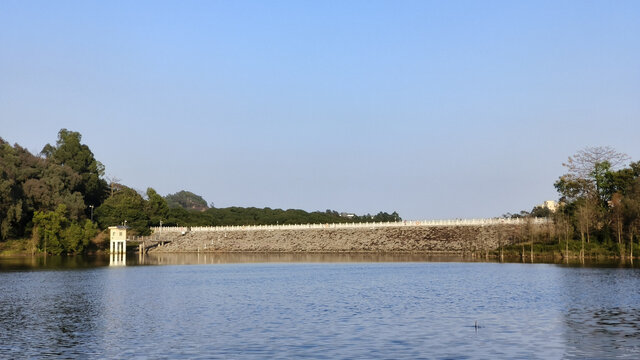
left=0, top=239, right=37, bottom=256
left=498, top=239, right=639, bottom=260
left=0, top=232, right=110, bottom=257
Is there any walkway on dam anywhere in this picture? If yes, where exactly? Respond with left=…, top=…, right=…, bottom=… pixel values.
left=151, top=217, right=550, bottom=234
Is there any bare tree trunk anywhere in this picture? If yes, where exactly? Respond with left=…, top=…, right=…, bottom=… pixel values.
left=618, top=217, right=622, bottom=244
left=580, top=228, right=585, bottom=261
left=530, top=235, right=534, bottom=263
left=631, top=232, right=634, bottom=261
left=620, top=221, right=624, bottom=259
left=586, top=220, right=590, bottom=244
left=564, top=222, right=569, bottom=263
left=30, top=228, right=39, bottom=256
left=499, top=233, right=504, bottom=262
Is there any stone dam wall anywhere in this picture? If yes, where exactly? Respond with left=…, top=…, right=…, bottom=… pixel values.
left=149, top=221, right=544, bottom=253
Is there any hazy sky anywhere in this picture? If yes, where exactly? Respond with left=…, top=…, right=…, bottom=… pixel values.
left=1, top=1, right=639, bottom=220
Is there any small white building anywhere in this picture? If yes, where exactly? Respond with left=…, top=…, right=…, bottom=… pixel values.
left=542, top=200, right=558, bottom=212
left=109, top=225, right=129, bottom=253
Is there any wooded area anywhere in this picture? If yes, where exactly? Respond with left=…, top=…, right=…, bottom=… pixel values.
left=551, top=146, right=640, bottom=259
left=0, top=129, right=400, bottom=254
left=2, top=131, right=639, bottom=257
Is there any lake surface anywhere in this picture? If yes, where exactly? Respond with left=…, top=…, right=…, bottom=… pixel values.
left=1, top=254, right=639, bottom=359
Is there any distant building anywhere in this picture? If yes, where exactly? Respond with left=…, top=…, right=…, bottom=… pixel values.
left=109, top=225, right=129, bottom=253
left=542, top=200, right=558, bottom=212
left=340, top=212, right=356, bottom=219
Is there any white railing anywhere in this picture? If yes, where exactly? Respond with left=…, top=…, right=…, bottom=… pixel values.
left=150, top=218, right=550, bottom=233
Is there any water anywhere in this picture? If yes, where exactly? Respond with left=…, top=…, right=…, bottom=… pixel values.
left=1, top=254, right=639, bottom=359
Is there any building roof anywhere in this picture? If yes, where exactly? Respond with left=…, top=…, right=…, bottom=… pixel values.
left=108, top=225, right=130, bottom=230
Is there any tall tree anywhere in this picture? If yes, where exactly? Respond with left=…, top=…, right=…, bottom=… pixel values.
left=623, top=178, right=640, bottom=259
left=94, top=187, right=151, bottom=235
left=558, top=146, right=630, bottom=205
left=146, top=188, right=169, bottom=226
left=610, top=193, right=624, bottom=245
left=41, top=129, right=108, bottom=209
left=32, top=204, right=98, bottom=255
left=0, top=139, right=27, bottom=240
left=562, top=146, right=630, bottom=180
left=32, top=204, right=69, bottom=255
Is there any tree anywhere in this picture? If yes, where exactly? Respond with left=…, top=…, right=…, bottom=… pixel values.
left=32, top=204, right=98, bottom=254
left=146, top=188, right=169, bottom=226
left=562, top=146, right=630, bottom=180
left=61, top=219, right=98, bottom=254
left=553, top=209, right=573, bottom=261
left=94, top=187, right=151, bottom=235
left=623, top=178, right=640, bottom=260
left=32, top=204, right=69, bottom=255
left=105, top=175, right=122, bottom=197
left=530, top=205, right=552, bottom=218
left=554, top=147, right=635, bottom=257
left=165, top=190, right=209, bottom=211
left=41, top=129, right=108, bottom=209
left=22, top=162, right=85, bottom=220
left=558, top=146, right=630, bottom=205
left=610, top=192, right=624, bottom=245
left=0, top=139, right=28, bottom=240
left=576, top=198, right=598, bottom=259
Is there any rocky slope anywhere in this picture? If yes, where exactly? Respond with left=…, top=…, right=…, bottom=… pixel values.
left=150, top=224, right=528, bottom=253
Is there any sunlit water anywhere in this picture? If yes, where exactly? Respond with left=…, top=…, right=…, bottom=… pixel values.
left=1, top=254, right=639, bottom=359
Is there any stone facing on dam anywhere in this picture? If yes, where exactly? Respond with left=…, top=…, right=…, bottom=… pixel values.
left=150, top=223, right=539, bottom=253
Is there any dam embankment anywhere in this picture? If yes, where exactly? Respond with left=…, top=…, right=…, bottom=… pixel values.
left=149, top=220, right=545, bottom=253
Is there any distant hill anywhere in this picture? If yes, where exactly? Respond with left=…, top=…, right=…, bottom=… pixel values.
left=165, top=191, right=208, bottom=211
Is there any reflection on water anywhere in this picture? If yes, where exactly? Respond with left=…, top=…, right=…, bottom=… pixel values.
left=1, top=252, right=638, bottom=271
left=109, top=253, right=126, bottom=266
left=140, top=252, right=490, bottom=265
left=0, top=255, right=111, bottom=271
left=560, top=266, right=640, bottom=358
left=564, top=307, right=640, bottom=358
left=0, top=258, right=639, bottom=358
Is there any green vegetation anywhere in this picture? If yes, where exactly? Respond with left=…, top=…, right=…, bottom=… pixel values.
left=1, top=129, right=400, bottom=255
left=500, top=239, right=640, bottom=260
left=504, top=146, right=640, bottom=260
left=2, top=131, right=638, bottom=260
left=0, top=130, right=175, bottom=254
left=33, top=204, right=99, bottom=255
left=4, top=130, right=638, bottom=260
left=1, top=130, right=106, bottom=254
left=163, top=207, right=401, bottom=227
left=165, top=190, right=209, bottom=211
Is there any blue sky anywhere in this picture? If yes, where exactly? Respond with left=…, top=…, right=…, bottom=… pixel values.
left=1, top=0, right=639, bottom=219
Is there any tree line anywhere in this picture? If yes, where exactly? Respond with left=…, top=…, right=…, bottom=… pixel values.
left=553, top=146, right=640, bottom=259
left=0, top=130, right=106, bottom=254
left=0, top=129, right=401, bottom=254
left=9, top=130, right=633, bottom=259
left=164, top=207, right=400, bottom=228
left=504, top=146, right=640, bottom=260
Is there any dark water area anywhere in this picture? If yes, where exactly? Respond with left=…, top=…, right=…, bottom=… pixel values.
left=1, top=254, right=639, bottom=359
